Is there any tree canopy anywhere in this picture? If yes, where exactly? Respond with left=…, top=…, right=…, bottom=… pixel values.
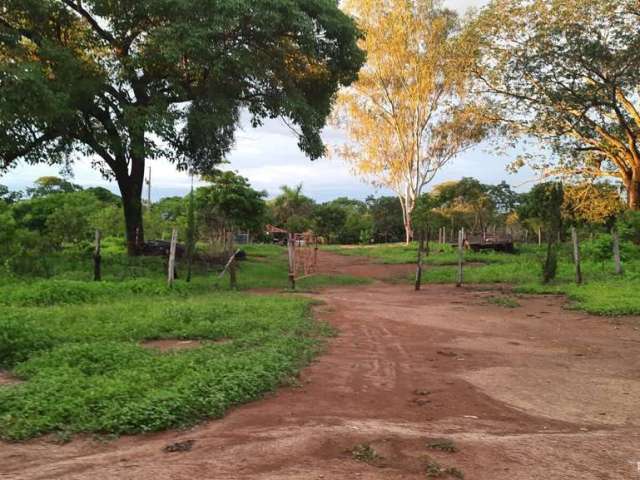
left=335, top=0, right=491, bottom=243
left=471, top=0, right=640, bottom=208
left=0, top=0, right=364, bottom=253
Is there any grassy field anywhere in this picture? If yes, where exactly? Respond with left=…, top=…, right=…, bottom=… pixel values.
left=326, top=241, right=640, bottom=316
left=0, top=243, right=364, bottom=441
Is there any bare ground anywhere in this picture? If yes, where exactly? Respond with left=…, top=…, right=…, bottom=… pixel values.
left=2, top=251, right=640, bottom=479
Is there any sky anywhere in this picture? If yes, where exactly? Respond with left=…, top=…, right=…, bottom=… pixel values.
left=1, top=0, right=536, bottom=203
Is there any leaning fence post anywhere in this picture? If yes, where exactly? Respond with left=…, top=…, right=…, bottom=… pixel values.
left=168, top=228, right=178, bottom=287
left=93, top=230, right=102, bottom=282
left=456, top=228, right=464, bottom=287
left=415, top=230, right=425, bottom=291
left=571, top=227, right=582, bottom=285
left=612, top=229, right=623, bottom=275
left=287, top=233, right=296, bottom=290
left=228, top=232, right=237, bottom=289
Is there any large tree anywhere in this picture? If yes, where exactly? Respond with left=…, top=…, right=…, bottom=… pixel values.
left=335, top=0, right=490, bottom=243
left=471, top=0, right=640, bottom=209
left=0, top=0, right=364, bottom=254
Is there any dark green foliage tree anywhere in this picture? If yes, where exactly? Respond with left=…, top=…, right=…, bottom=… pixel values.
left=412, top=193, right=437, bottom=234
left=519, top=182, right=564, bottom=283
left=313, top=204, right=347, bottom=243
left=617, top=211, right=640, bottom=245
left=196, top=171, right=266, bottom=242
left=0, top=1, right=364, bottom=254
left=270, top=184, right=316, bottom=231
left=487, top=181, right=522, bottom=214
left=366, top=196, right=405, bottom=243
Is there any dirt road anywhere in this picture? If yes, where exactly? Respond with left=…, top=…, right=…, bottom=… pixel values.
left=2, top=252, right=640, bottom=479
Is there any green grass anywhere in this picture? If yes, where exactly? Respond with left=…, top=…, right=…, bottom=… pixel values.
left=326, top=241, right=640, bottom=316
left=0, top=292, right=329, bottom=440
left=486, top=295, right=521, bottom=308
left=0, top=243, right=368, bottom=307
left=324, top=242, right=511, bottom=266
left=0, top=243, right=368, bottom=441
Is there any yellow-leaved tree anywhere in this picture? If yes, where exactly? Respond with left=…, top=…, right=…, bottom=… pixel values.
left=335, top=0, right=490, bottom=243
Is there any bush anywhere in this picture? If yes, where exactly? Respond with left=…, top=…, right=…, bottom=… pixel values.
left=617, top=210, right=640, bottom=244
left=0, top=315, right=53, bottom=368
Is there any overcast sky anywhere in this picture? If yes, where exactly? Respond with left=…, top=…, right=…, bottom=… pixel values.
left=2, top=0, right=537, bottom=202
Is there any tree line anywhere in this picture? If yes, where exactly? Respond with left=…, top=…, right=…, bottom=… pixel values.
left=4, top=172, right=639, bottom=278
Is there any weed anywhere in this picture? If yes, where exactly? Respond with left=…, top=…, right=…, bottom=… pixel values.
left=163, top=439, right=195, bottom=453
left=351, top=443, right=381, bottom=463
left=427, top=438, right=457, bottom=453
left=425, top=459, right=464, bottom=478
left=487, top=296, right=520, bottom=308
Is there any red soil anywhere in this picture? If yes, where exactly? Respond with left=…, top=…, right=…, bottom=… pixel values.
left=1, top=251, right=639, bottom=479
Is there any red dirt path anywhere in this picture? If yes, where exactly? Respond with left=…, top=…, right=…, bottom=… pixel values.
left=1, top=251, right=640, bottom=479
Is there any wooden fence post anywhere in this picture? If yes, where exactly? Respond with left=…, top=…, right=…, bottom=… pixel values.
left=456, top=228, right=464, bottom=288
left=287, top=233, right=296, bottom=290
left=228, top=232, right=237, bottom=289
left=93, top=230, right=102, bottom=282
left=571, top=227, right=582, bottom=285
left=612, top=229, right=623, bottom=275
left=415, top=230, right=425, bottom=291
left=168, top=228, right=178, bottom=287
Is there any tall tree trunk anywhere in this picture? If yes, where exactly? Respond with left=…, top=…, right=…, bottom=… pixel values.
left=116, top=154, right=146, bottom=256
left=627, top=175, right=640, bottom=210
left=404, top=219, right=413, bottom=244
left=398, top=194, right=414, bottom=245
left=121, top=186, right=145, bottom=256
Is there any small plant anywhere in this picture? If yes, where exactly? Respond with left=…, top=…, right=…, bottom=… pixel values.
left=427, top=438, right=457, bottom=453
left=425, top=458, right=464, bottom=478
left=446, top=467, right=465, bottom=479
left=163, top=439, right=195, bottom=453
left=351, top=443, right=381, bottom=463
left=487, top=295, right=520, bottom=308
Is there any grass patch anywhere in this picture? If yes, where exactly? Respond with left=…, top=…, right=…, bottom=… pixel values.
left=486, top=296, right=521, bottom=309
left=0, top=244, right=367, bottom=308
left=0, top=291, right=327, bottom=441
